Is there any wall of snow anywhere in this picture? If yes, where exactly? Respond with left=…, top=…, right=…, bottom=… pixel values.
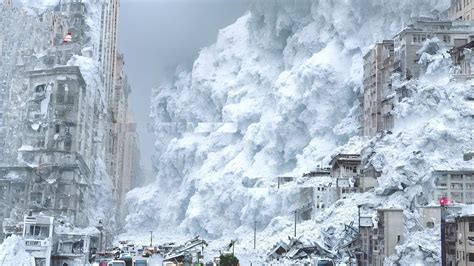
left=0, top=236, right=35, bottom=266
left=125, top=0, right=452, bottom=240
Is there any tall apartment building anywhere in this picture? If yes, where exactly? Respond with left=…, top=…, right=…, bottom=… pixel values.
left=363, top=20, right=474, bottom=136
left=99, top=0, right=121, bottom=178
left=363, top=40, right=394, bottom=136
left=0, top=0, right=138, bottom=239
left=356, top=214, right=375, bottom=266
left=448, top=0, right=474, bottom=20
left=119, top=112, right=140, bottom=220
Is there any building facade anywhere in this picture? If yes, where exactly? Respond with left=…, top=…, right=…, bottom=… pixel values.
left=455, top=215, right=474, bottom=265
left=363, top=40, right=394, bottom=136
left=448, top=0, right=474, bottom=20
left=0, top=0, right=140, bottom=241
left=356, top=215, right=375, bottom=266
left=422, top=170, right=474, bottom=205
left=363, top=20, right=474, bottom=135
left=373, top=209, right=404, bottom=266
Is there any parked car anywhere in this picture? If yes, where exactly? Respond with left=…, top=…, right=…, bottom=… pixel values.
left=133, top=259, right=148, bottom=266
left=142, top=249, right=153, bottom=257
left=107, top=261, right=126, bottom=266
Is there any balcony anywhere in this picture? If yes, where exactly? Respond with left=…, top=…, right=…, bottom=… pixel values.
left=25, top=238, right=50, bottom=251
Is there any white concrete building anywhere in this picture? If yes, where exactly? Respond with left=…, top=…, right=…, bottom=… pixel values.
left=428, top=170, right=474, bottom=204
left=23, top=215, right=54, bottom=266
left=373, top=209, right=404, bottom=266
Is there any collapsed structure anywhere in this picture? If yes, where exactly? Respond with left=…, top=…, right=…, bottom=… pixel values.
left=280, top=2, right=474, bottom=264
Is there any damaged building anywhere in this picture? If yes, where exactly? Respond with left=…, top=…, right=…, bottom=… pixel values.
left=0, top=0, right=141, bottom=249
left=363, top=19, right=474, bottom=136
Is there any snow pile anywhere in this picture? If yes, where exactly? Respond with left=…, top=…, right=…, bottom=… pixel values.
left=19, top=0, right=60, bottom=12
left=0, top=236, right=35, bottom=266
left=84, top=158, right=118, bottom=230
left=126, top=0, right=450, bottom=236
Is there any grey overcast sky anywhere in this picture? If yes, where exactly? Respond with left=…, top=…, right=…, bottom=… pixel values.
left=118, top=0, right=249, bottom=172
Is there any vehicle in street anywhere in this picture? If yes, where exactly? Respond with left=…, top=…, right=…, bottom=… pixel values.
left=133, top=258, right=148, bottom=266
left=314, top=258, right=335, bottom=266
left=142, top=249, right=152, bottom=257
left=108, top=261, right=126, bottom=266
left=119, top=253, right=133, bottom=266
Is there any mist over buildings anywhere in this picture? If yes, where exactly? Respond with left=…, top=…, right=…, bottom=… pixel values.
left=118, top=0, right=249, bottom=172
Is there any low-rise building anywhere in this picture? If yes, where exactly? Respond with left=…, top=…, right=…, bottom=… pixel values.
left=450, top=40, right=474, bottom=79
left=445, top=217, right=458, bottom=266
left=296, top=168, right=337, bottom=221
left=23, top=215, right=54, bottom=266
left=330, top=153, right=368, bottom=197
left=455, top=215, right=474, bottom=265
left=373, top=209, right=404, bottom=266
left=421, top=206, right=442, bottom=229
left=52, top=229, right=100, bottom=265
left=356, top=215, right=375, bottom=266
left=330, top=154, right=362, bottom=180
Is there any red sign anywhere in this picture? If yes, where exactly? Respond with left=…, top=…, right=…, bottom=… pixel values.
left=439, top=197, right=450, bottom=206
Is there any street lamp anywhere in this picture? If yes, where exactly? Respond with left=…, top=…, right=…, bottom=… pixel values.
left=97, top=219, right=104, bottom=253
left=150, top=230, right=153, bottom=247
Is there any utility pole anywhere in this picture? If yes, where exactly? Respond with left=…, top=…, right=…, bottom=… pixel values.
left=254, top=221, right=257, bottom=249
left=201, top=237, right=204, bottom=265
left=440, top=197, right=449, bottom=266
left=358, top=205, right=361, bottom=230
left=150, top=230, right=153, bottom=247
left=293, top=210, right=297, bottom=237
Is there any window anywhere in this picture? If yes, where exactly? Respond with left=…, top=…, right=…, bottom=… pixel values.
left=469, top=223, right=474, bottom=232
left=55, top=124, right=60, bottom=133
left=426, top=221, right=435, bottom=229
left=397, top=235, right=401, bottom=243
left=56, top=83, right=65, bottom=103
left=26, top=225, right=49, bottom=238
left=34, top=84, right=45, bottom=93
left=0, top=186, right=5, bottom=198
left=67, top=94, right=75, bottom=104
left=468, top=253, right=474, bottom=262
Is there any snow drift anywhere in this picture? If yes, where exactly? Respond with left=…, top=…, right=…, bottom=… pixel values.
left=0, top=236, right=35, bottom=266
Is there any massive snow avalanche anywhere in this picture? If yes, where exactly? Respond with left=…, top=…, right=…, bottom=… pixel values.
left=123, top=0, right=472, bottom=263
